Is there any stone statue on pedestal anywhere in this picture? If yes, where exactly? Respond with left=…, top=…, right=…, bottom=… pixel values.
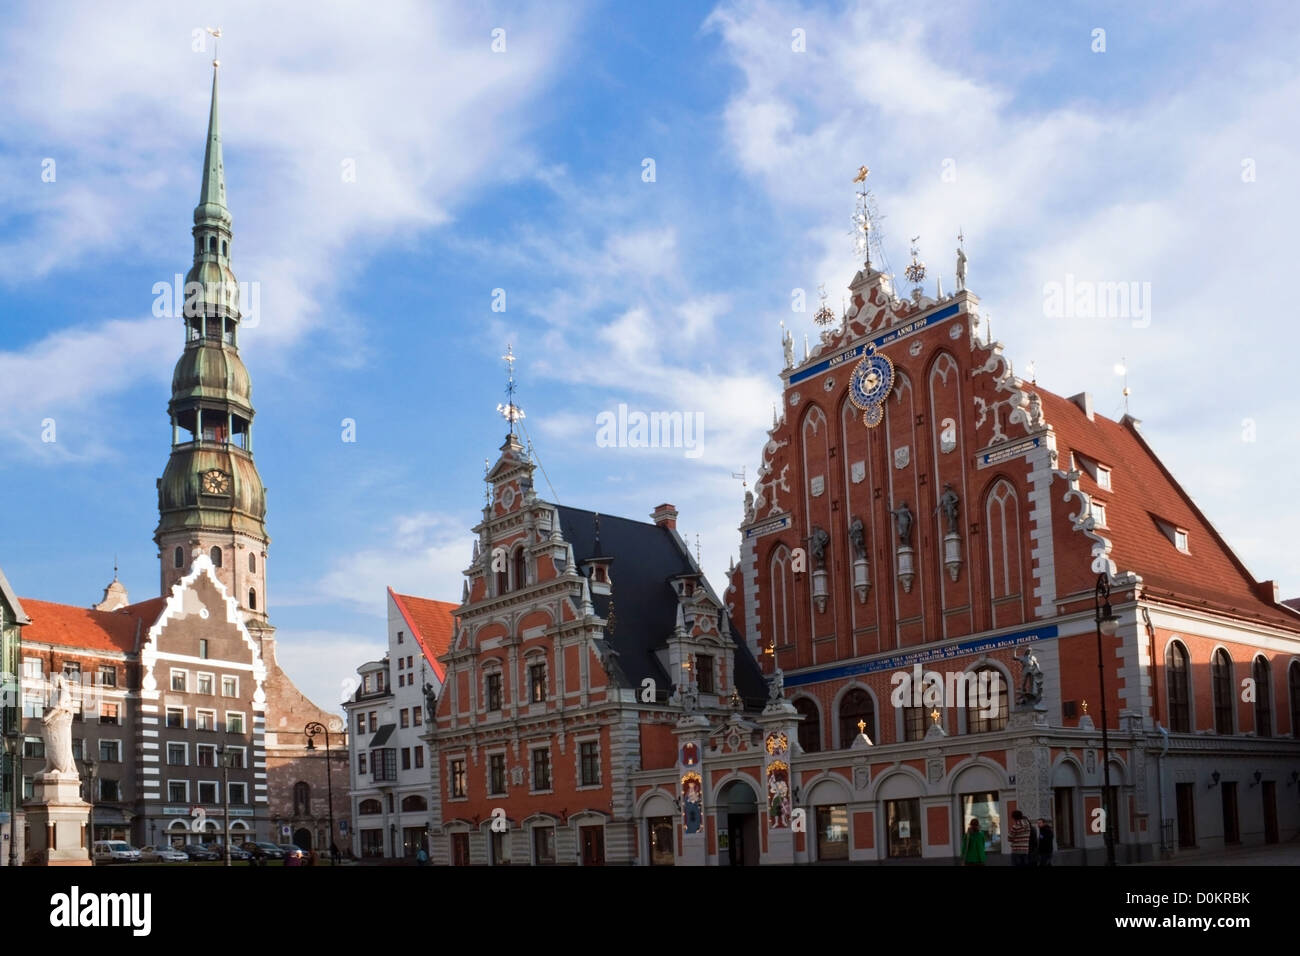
left=41, top=674, right=78, bottom=777
left=889, top=502, right=913, bottom=545
left=1013, top=649, right=1044, bottom=706
left=848, top=516, right=866, bottom=559
left=938, top=483, right=960, bottom=535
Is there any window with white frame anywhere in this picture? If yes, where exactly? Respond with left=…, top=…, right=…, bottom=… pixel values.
left=167, top=780, right=188, bottom=803
left=578, top=739, right=600, bottom=787
left=170, top=669, right=188, bottom=692
left=197, top=744, right=217, bottom=767
left=23, top=657, right=42, bottom=680
left=530, top=746, right=552, bottom=792
left=222, top=675, right=238, bottom=697
left=225, top=711, right=245, bottom=734
left=98, top=739, right=122, bottom=763
left=98, top=665, right=117, bottom=687
left=1097, top=466, right=1112, bottom=490
left=1091, top=500, right=1108, bottom=528
left=197, top=781, right=218, bottom=804
left=196, top=673, right=214, bottom=695
left=196, top=709, right=216, bottom=731
left=228, top=782, right=248, bottom=805
left=166, top=742, right=187, bottom=766
left=165, top=707, right=185, bottom=729
left=1175, top=529, right=1189, bottom=552
left=226, top=746, right=246, bottom=769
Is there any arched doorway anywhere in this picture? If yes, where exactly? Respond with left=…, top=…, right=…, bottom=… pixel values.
left=294, top=828, right=313, bottom=851
left=717, top=779, right=759, bottom=866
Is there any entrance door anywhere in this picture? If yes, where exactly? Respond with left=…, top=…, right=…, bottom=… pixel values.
left=727, top=814, right=746, bottom=866
left=1175, top=783, right=1196, bottom=848
left=1221, top=782, right=1239, bottom=844
left=580, top=826, right=605, bottom=865
left=293, top=828, right=312, bottom=850
left=451, top=832, right=470, bottom=866
left=1262, top=782, right=1278, bottom=844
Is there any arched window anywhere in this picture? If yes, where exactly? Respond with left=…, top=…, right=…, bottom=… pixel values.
left=208, top=236, right=217, bottom=253
left=837, top=689, right=874, bottom=748
left=512, top=547, right=527, bottom=590
left=293, top=781, right=311, bottom=815
left=793, top=697, right=821, bottom=753
left=401, top=794, right=428, bottom=813
left=1212, top=649, right=1234, bottom=734
left=359, top=798, right=382, bottom=815
left=248, top=553, right=256, bottom=573
left=966, top=667, right=1009, bottom=733
left=248, top=588, right=257, bottom=610
left=221, top=240, right=228, bottom=257
left=495, top=563, right=509, bottom=596
left=174, top=546, right=184, bottom=569
left=1289, top=661, right=1300, bottom=739
left=1166, top=642, right=1191, bottom=732
left=1253, top=656, right=1272, bottom=737
left=209, top=546, right=222, bottom=568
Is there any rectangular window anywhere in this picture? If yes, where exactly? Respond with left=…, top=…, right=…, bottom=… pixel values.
left=22, top=776, right=33, bottom=801
left=356, top=713, right=366, bottom=734
left=816, top=804, right=849, bottom=861
left=407, top=656, right=412, bottom=669
left=489, top=753, right=506, bottom=795
left=579, top=740, right=600, bottom=787
left=23, top=658, right=42, bottom=680
left=99, top=778, right=120, bottom=801
left=167, top=743, right=187, bottom=766
left=491, top=830, right=512, bottom=865
left=903, top=706, right=928, bottom=742
left=165, top=707, right=184, bottom=729
left=368, top=711, right=377, bottom=733
left=197, top=781, right=218, bottom=804
left=413, top=707, right=423, bottom=726
left=221, top=675, right=238, bottom=697
left=486, top=673, right=502, bottom=711
left=196, top=710, right=215, bottom=731
left=193, top=672, right=211, bottom=695
left=63, top=661, right=81, bottom=678
left=167, top=780, right=188, bottom=803
left=414, top=746, right=424, bottom=769
left=198, top=639, right=208, bottom=659
left=226, top=746, right=246, bottom=769
left=1091, top=501, right=1107, bottom=528
left=1175, top=529, right=1189, bottom=552
left=23, top=691, right=43, bottom=719
left=533, top=826, right=556, bottom=865
left=530, top=663, right=547, bottom=703
left=72, top=739, right=84, bottom=761
left=228, top=782, right=248, bottom=805
left=1097, top=466, right=1112, bottom=490
left=531, top=748, right=551, bottom=791
left=372, top=748, right=397, bottom=782
left=401, top=748, right=411, bottom=771
left=23, top=736, right=44, bottom=758
left=450, top=758, right=467, bottom=798
left=197, top=745, right=216, bottom=767
left=696, top=655, right=715, bottom=694
left=98, top=739, right=121, bottom=763
left=225, top=712, right=245, bottom=734
left=98, top=665, right=116, bottom=687
left=358, top=753, right=367, bottom=774
left=100, top=703, right=120, bottom=725
left=397, top=674, right=404, bottom=688
left=886, top=797, right=922, bottom=858
left=400, top=709, right=410, bottom=729
left=170, top=669, right=187, bottom=692
left=397, top=631, right=404, bottom=644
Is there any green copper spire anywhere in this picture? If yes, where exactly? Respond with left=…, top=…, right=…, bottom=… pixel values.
left=194, top=63, right=231, bottom=227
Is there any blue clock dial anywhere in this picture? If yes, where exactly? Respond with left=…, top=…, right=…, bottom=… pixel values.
left=849, top=352, right=894, bottom=409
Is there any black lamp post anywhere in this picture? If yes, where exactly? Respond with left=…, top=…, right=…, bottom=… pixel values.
left=305, top=721, right=335, bottom=866
left=1094, top=572, right=1119, bottom=867
left=83, top=757, right=96, bottom=863
left=216, top=743, right=231, bottom=867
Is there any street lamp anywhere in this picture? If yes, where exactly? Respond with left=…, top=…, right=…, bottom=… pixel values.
left=83, top=757, right=96, bottom=864
left=216, top=743, right=231, bottom=867
left=305, top=721, right=335, bottom=866
left=1094, top=572, right=1119, bottom=867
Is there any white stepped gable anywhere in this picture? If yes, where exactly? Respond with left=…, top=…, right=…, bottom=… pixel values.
left=139, top=551, right=268, bottom=709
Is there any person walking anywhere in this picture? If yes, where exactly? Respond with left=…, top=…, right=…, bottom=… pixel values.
left=416, top=846, right=429, bottom=867
left=1036, top=818, right=1055, bottom=866
left=331, top=843, right=341, bottom=866
left=1010, top=810, right=1031, bottom=866
left=961, top=818, right=986, bottom=866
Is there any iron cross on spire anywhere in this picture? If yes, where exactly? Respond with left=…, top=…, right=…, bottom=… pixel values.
left=496, top=343, right=525, bottom=436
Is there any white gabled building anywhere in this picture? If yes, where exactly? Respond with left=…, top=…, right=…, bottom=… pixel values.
left=344, top=587, right=455, bottom=860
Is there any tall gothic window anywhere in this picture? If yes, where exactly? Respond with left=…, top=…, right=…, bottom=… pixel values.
left=293, top=781, right=310, bottom=815
left=512, top=547, right=527, bottom=590
left=210, top=546, right=222, bottom=568
left=174, top=546, right=184, bottom=569
left=1253, top=656, right=1272, bottom=738
left=1166, top=642, right=1191, bottom=732
left=1212, top=649, right=1234, bottom=734
left=248, top=588, right=257, bottom=610
left=793, top=697, right=821, bottom=753
left=837, top=689, right=875, bottom=748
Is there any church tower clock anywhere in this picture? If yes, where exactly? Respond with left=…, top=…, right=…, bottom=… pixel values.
left=154, top=61, right=271, bottom=642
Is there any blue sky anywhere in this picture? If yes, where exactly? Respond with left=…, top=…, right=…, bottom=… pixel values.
left=3, top=1, right=1298, bottom=714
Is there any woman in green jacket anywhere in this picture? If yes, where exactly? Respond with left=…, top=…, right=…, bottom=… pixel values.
left=962, top=818, right=987, bottom=865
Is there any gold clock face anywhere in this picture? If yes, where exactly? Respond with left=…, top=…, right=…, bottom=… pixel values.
left=202, top=469, right=230, bottom=495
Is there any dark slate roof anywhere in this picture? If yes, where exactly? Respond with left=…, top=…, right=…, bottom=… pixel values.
left=555, top=505, right=768, bottom=707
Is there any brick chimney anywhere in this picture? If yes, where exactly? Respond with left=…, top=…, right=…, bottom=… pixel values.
left=651, top=503, right=679, bottom=530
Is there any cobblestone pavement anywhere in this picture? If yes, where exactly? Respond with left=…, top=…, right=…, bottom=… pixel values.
left=1136, top=840, right=1300, bottom=866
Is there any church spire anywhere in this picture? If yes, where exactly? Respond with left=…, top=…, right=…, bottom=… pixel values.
left=196, top=60, right=228, bottom=224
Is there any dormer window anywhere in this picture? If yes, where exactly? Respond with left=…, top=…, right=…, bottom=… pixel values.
left=1175, top=529, right=1189, bottom=552
left=1097, top=466, right=1112, bottom=490
left=1153, top=515, right=1191, bottom=553
left=1091, top=500, right=1108, bottom=528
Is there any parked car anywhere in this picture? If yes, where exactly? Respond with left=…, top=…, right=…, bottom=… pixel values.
left=248, top=841, right=285, bottom=859
left=202, top=842, right=251, bottom=860
left=278, top=844, right=307, bottom=865
left=139, top=844, right=188, bottom=863
left=182, top=843, right=219, bottom=861
left=92, top=840, right=141, bottom=864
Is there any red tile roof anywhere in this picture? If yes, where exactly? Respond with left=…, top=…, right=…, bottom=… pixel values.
left=1034, top=389, right=1299, bottom=632
left=17, top=597, right=164, bottom=654
left=389, top=588, right=457, bottom=681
